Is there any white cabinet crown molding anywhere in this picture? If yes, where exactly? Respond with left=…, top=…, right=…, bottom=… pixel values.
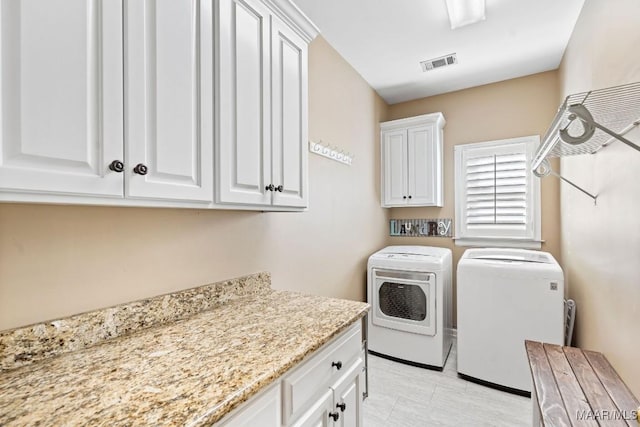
left=380, top=112, right=446, bottom=132
left=261, top=0, right=320, bottom=43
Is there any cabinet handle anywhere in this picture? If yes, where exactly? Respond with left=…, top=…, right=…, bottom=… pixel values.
left=331, top=361, right=342, bottom=370
left=265, top=184, right=275, bottom=191
left=329, top=412, right=340, bottom=422
left=276, top=185, right=284, bottom=192
left=108, top=160, right=124, bottom=173
left=336, top=402, right=346, bottom=412
left=133, top=163, right=148, bottom=175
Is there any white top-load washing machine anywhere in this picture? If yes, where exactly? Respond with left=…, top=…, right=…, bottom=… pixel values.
left=457, top=248, right=564, bottom=394
left=367, top=246, right=453, bottom=369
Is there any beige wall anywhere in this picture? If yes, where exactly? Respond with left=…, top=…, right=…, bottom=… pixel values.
left=558, top=0, right=640, bottom=396
left=387, top=71, right=561, bottom=323
left=0, top=36, right=390, bottom=331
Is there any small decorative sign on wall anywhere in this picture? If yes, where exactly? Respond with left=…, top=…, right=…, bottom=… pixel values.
left=390, top=218, right=453, bottom=237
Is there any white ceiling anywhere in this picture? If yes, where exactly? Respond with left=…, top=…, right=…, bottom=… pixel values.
left=293, top=0, right=585, bottom=104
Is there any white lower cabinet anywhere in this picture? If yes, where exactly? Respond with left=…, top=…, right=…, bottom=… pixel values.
left=290, top=389, right=334, bottom=427
left=331, top=358, right=364, bottom=427
left=215, top=322, right=364, bottom=427
left=291, top=356, right=364, bottom=427
left=282, top=323, right=362, bottom=424
left=218, top=382, right=281, bottom=427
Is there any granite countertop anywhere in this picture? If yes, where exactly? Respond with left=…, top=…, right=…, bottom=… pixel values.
left=0, top=280, right=369, bottom=426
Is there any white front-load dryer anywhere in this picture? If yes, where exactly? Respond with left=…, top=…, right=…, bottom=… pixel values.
left=367, top=246, right=453, bottom=369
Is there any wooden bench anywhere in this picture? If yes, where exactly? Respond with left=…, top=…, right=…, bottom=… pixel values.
left=525, top=340, right=639, bottom=427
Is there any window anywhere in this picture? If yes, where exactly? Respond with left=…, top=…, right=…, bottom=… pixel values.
left=454, top=135, right=541, bottom=248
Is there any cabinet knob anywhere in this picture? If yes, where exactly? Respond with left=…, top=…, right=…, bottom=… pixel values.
left=265, top=184, right=275, bottom=191
left=336, top=402, right=346, bottom=412
left=403, top=196, right=407, bottom=200
left=108, top=160, right=124, bottom=173
left=133, top=163, right=148, bottom=175
left=329, top=412, right=340, bottom=422
left=408, top=195, right=412, bottom=199
left=331, top=361, right=342, bottom=370
left=276, top=185, right=284, bottom=192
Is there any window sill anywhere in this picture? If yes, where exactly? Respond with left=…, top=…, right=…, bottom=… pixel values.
left=454, top=237, right=543, bottom=249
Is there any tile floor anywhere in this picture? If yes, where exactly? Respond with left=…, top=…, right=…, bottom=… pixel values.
left=362, top=340, right=531, bottom=426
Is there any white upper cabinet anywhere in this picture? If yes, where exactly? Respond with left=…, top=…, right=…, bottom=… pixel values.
left=216, top=0, right=317, bottom=209
left=380, top=113, right=445, bottom=208
left=0, top=0, right=212, bottom=205
left=270, top=16, right=308, bottom=208
left=124, top=0, right=214, bottom=203
left=216, top=0, right=272, bottom=206
left=407, top=124, right=439, bottom=206
left=382, top=129, right=408, bottom=206
left=0, top=0, right=124, bottom=197
left=0, top=0, right=316, bottom=209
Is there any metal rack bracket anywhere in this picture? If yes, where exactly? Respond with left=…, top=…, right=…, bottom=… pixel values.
left=534, top=159, right=597, bottom=205
left=532, top=82, right=640, bottom=202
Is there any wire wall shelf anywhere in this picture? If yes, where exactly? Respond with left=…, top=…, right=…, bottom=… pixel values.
left=531, top=81, right=640, bottom=204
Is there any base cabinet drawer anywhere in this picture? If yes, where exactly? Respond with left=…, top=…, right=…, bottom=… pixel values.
left=282, top=323, right=362, bottom=424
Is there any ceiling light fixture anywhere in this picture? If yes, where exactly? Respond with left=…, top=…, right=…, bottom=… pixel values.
left=445, top=0, right=486, bottom=30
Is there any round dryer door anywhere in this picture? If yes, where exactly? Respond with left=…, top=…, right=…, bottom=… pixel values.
left=372, top=268, right=436, bottom=336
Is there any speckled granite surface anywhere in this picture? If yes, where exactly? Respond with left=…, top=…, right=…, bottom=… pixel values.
left=0, top=288, right=369, bottom=426
left=0, top=272, right=270, bottom=372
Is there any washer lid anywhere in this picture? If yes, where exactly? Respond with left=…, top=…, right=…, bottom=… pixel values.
left=463, top=248, right=555, bottom=264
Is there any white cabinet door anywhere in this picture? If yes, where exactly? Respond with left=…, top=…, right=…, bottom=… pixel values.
left=270, top=16, right=308, bottom=208
left=291, top=389, right=335, bottom=427
left=125, top=0, right=213, bottom=203
left=382, top=129, right=408, bottom=206
left=217, top=0, right=271, bottom=206
left=407, top=124, right=440, bottom=206
left=380, top=113, right=445, bottom=208
left=0, top=0, right=124, bottom=197
left=332, top=358, right=364, bottom=427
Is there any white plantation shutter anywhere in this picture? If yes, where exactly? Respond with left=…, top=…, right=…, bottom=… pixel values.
left=455, top=136, right=541, bottom=246
left=465, top=152, right=527, bottom=225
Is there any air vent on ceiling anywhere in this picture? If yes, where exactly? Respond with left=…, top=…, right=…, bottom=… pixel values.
left=420, top=53, right=457, bottom=72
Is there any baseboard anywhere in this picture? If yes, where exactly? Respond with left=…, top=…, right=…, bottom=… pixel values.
left=368, top=350, right=445, bottom=372
left=457, top=373, right=531, bottom=398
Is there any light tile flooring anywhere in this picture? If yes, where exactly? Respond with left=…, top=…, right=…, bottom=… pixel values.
left=363, top=340, right=531, bottom=426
